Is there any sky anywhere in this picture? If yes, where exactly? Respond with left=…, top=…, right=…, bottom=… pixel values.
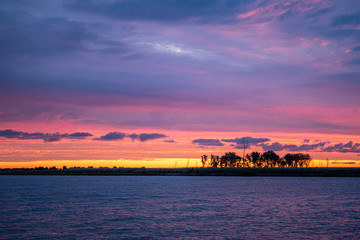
left=1, top=0, right=360, bottom=168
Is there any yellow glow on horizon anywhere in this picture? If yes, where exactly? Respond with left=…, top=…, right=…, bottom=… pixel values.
left=0, top=158, right=201, bottom=169
left=310, top=159, right=360, bottom=168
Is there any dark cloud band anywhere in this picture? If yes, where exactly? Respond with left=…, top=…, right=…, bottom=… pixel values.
left=0, top=129, right=93, bottom=142
left=260, top=141, right=360, bottom=153
left=222, top=137, right=270, bottom=149
left=192, top=139, right=224, bottom=146
left=94, top=132, right=126, bottom=141
left=96, top=132, right=167, bottom=142
left=64, top=0, right=250, bottom=23
left=127, top=133, right=167, bottom=142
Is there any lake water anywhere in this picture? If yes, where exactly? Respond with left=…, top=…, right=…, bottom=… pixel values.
left=0, top=176, right=359, bottom=239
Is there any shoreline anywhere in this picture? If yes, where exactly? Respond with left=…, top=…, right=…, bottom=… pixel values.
left=1, top=167, right=360, bottom=177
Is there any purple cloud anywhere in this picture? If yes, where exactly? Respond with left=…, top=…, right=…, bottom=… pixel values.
left=128, top=133, right=139, bottom=142
left=0, top=129, right=93, bottom=142
left=65, top=132, right=93, bottom=139
left=95, top=132, right=126, bottom=141
left=138, top=133, right=167, bottom=142
left=332, top=12, right=360, bottom=27
left=1, top=0, right=360, bottom=141
left=260, top=142, right=328, bottom=152
left=64, top=0, right=251, bottom=23
left=192, top=139, right=224, bottom=147
left=260, top=141, right=360, bottom=153
left=322, top=141, right=360, bottom=153
left=222, top=137, right=270, bottom=149
left=127, top=133, right=167, bottom=142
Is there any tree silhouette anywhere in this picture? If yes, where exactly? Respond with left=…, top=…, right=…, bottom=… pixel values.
left=201, top=151, right=312, bottom=168
left=262, top=151, right=280, bottom=167
left=221, top=152, right=240, bottom=167
left=246, top=151, right=262, bottom=168
left=283, top=153, right=312, bottom=168
left=302, top=154, right=312, bottom=167
left=278, top=158, right=287, bottom=168
left=296, top=153, right=312, bottom=167
left=201, top=155, right=208, bottom=168
left=284, top=153, right=294, bottom=167
left=242, top=139, right=249, bottom=167
left=210, top=154, right=220, bottom=168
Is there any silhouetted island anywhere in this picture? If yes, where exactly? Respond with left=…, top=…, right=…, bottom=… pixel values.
left=1, top=152, right=359, bottom=177
left=200, top=151, right=312, bottom=168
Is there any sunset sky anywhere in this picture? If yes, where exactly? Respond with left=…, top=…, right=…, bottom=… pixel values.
left=1, top=0, right=360, bottom=168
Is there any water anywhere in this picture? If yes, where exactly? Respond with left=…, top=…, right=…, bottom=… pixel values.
left=0, top=176, right=359, bottom=239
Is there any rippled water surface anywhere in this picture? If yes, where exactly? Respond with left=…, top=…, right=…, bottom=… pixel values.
left=1, top=176, right=359, bottom=239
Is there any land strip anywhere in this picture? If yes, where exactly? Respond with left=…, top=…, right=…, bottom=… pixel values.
left=1, top=167, right=360, bottom=177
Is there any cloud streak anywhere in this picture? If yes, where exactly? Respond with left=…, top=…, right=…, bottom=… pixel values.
left=96, top=132, right=167, bottom=142
left=322, top=141, right=360, bottom=153
left=192, top=139, right=224, bottom=147
left=0, top=129, right=93, bottom=142
left=64, top=0, right=251, bottom=23
left=128, top=133, right=167, bottom=142
left=260, top=142, right=328, bottom=152
left=332, top=12, right=360, bottom=27
left=0, top=11, right=99, bottom=58
left=260, top=141, right=360, bottom=153
left=94, top=132, right=126, bottom=141
left=222, top=137, right=270, bottom=149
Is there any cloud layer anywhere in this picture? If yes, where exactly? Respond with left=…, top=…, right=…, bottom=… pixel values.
left=64, top=0, right=250, bottom=23
left=190, top=135, right=360, bottom=154
left=0, top=129, right=167, bottom=143
left=1, top=0, right=359, bottom=135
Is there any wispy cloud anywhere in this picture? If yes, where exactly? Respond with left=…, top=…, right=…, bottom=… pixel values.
left=142, top=41, right=215, bottom=61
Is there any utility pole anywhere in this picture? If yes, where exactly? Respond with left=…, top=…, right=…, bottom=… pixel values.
left=242, top=138, right=249, bottom=167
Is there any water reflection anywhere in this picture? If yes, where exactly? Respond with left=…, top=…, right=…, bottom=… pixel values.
left=1, top=176, right=359, bottom=239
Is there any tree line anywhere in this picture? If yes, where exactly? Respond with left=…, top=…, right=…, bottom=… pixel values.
left=201, top=151, right=312, bottom=168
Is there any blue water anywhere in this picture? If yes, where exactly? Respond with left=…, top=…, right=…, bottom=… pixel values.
left=0, top=176, right=359, bottom=239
